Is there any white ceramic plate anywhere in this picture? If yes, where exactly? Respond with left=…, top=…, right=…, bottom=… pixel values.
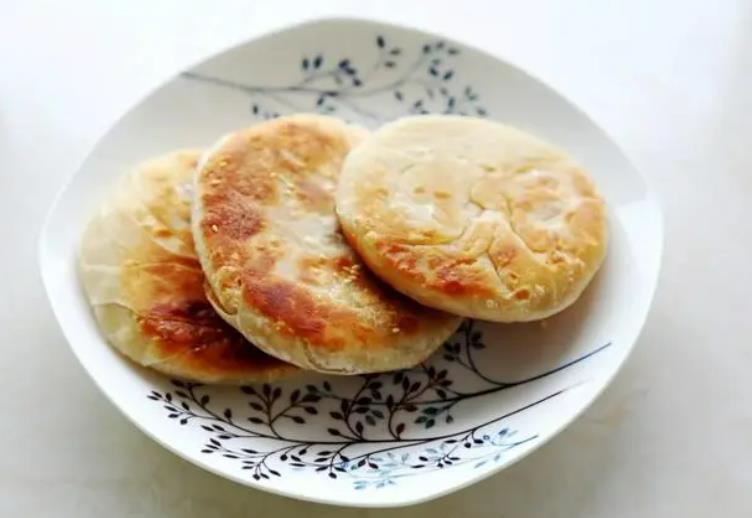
left=39, top=18, right=662, bottom=507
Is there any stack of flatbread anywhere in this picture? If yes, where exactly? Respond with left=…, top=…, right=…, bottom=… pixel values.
left=79, top=114, right=607, bottom=383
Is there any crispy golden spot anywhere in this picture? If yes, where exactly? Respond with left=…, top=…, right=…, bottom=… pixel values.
left=296, top=255, right=334, bottom=286
left=377, top=242, right=427, bottom=285
left=376, top=240, right=494, bottom=298
left=208, top=161, right=277, bottom=202
left=433, top=261, right=498, bottom=297
left=241, top=274, right=339, bottom=348
left=201, top=202, right=264, bottom=241
left=215, top=120, right=348, bottom=182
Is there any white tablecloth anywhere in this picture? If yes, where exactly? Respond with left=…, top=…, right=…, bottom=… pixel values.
left=2, top=1, right=750, bottom=516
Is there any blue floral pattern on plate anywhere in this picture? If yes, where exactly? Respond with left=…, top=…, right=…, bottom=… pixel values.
left=182, top=34, right=487, bottom=124
left=149, top=320, right=610, bottom=488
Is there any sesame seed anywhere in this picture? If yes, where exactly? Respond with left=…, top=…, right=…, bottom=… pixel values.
left=391, top=327, right=400, bottom=334
left=211, top=224, right=219, bottom=232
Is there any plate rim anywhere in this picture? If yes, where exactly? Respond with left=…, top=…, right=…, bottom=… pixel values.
left=38, top=15, right=664, bottom=508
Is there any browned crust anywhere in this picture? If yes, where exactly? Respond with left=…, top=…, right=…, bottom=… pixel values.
left=82, top=150, right=296, bottom=383
left=196, top=119, right=348, bottom=272
left=194, top=116, right=460, bottom=372
left=237, top=262, right=443, bottom=351
left=137, top=298, right=287, bottom=375
left=122, top=259, right=294, bottom=379
left=370, top=240, right=498, bottom=299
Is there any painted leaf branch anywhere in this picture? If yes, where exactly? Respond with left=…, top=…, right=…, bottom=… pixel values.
left=182, top=35, right=487, bottom=122
left=149, top=317, right=611, bottom=485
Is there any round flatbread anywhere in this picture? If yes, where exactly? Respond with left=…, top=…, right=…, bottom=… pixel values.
left=336, top=115, right=607, bottom=322
left=79, top=150, right=296, bottom=384
left=193, top=115, right=461, bottom=374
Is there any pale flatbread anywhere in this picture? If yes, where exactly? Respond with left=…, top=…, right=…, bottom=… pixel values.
left=336, top=115, right=607, bottom=322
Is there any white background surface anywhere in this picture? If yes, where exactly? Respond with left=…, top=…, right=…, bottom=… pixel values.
left=1, top=1, right=750, bottom=516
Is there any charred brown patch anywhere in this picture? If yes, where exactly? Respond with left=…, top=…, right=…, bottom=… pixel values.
left=394, top=313, right=420, bottom=334
left=139, top=300, right=236, bottom=355
left=242, top=275, right=332, bottom=346
left=332, top=255, right=355, bottom=272
left=138, top=300, right=287, bottom=371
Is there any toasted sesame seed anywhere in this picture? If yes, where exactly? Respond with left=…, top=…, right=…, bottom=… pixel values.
left=210, top=224, right=219, bottom=232
left=391, top=327, right=400, bottom=334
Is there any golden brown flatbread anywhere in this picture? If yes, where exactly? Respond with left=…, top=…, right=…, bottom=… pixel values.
left=192, top=115, right=461, bottom=374
left=336, top=116, right=607, bottom=322
left=79, top=150, right=296, bottom=383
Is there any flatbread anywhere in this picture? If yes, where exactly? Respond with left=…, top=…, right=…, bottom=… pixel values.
left=193, top=115, right=461, bottom=374
left=79, top=150, right=296, bottom=383
left=336, top=115, right=607, bottom=322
